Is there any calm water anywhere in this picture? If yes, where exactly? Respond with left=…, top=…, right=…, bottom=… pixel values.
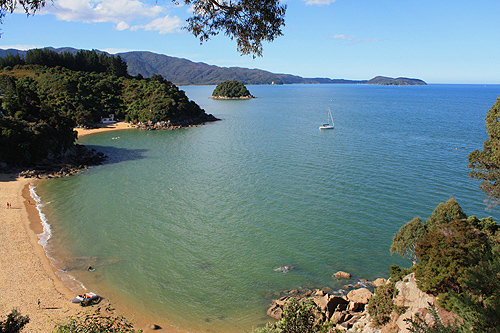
left=37, top=84, right=500, bottom=332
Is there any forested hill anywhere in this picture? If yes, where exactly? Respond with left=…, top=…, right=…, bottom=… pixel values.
left=0, top=47, right=356, bottom=85
left=0, top=47, right=426, bottom=86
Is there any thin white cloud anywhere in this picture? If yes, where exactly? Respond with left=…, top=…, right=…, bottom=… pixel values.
left=331, top=34, right=356, bottom=41
left=305, top=0, right=336, bottom=5
left=0, top=45, right=42, bottom=50
left=38, top=0, right=182, bottom=34
left=330, top=34, right=383, bottom=45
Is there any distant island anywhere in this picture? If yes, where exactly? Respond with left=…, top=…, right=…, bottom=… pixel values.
left=366, top=76, right=426, bottom=86
left=211, top=81, right=254, bottom=99
left=0, top=47, right=426, bottom=86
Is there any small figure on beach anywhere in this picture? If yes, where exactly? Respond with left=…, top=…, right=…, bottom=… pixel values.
left=7, top=202, right=9, bottom=209
left=88, top=266, right=95, bottom=271
left=37, top=299, right=41, bottom=309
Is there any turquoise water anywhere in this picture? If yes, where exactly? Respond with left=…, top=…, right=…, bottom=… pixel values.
left=37, top=84, right=500, bottom=332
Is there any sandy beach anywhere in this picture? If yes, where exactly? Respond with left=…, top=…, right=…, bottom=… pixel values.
left=0, top=122, right=134, bottom=332
left=75, top=121, right=132, bottom=138
left=0, top=174, right=78, bottom=332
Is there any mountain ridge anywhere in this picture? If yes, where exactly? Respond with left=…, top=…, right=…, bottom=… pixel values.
left=0, top=47, right=426, bottom=86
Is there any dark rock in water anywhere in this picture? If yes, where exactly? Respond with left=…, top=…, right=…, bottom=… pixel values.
left=274, top=265, right=294, bottom=273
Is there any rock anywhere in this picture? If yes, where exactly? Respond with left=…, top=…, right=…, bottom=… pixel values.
left=331, top=311, right=346, bottom=324
left=371, top=278, right=387, bottom=288
left=333, top=271, right=352, bottom=279
left=289, top=289, right=299, bottom=294
left=348, top=301, right=364, bottom=312
left=267, top=303, right=283, bottom=320
left=394, top=273, right=437, bottom=332
left=313, top=289, right=325, bottom=296
left=347, top=288, right=373, bottom=304
left=147, top=323, right=161, bottom=330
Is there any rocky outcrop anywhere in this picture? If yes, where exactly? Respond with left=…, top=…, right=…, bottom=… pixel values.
left=266, top=284, right=376, bottom=332
left=393, top=273, right=437, bottom=332
left=132, top=114, right=219, bottom=130
left=16, top=144, right=107, bottom=179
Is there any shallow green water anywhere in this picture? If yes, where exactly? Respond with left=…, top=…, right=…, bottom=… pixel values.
left=36, top=84, right=500, bottom=332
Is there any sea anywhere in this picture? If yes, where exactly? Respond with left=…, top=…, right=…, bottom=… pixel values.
left=32, top=83, right=500, bottom=332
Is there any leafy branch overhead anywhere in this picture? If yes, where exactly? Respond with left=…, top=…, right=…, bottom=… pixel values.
left=0, top=0, right=286, bottom=57
left=185, top=0, right=286, bottom=57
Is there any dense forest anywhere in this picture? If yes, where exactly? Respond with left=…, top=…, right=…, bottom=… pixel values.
left=0, top=49, right=216, bottom=168
left=212, top=80, right=253, bottom=98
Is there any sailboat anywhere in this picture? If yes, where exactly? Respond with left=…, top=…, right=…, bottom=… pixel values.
left=319, top=107, right=334, bottom=130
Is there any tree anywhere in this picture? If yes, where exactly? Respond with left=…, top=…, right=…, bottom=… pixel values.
left=0, top=0, right=286, bottom=57
left=390, top=216, right=426, bottom=265
left=414, top=219, right=492, bottom=310
left=0, top=309, right=29, bottom=333
left=425, top=197, right=466, bottom=231
left=186, top=0, right=286, bottom=57
left=469, top=96, right=500, bottom=207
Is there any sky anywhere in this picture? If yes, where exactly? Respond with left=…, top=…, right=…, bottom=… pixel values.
left=0, top=0, right=499, bottom=84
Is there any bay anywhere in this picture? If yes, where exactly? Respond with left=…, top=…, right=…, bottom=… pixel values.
left=37, top=84, right=500, bottom=332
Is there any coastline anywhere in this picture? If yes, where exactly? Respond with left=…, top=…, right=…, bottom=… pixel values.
left=0, top=123, right=133, bottom=331
left=75, top=121, right=132, bottom=138
left=1, top=123, right=187, bottom=332
left=0, top=174, right=78, bottom=332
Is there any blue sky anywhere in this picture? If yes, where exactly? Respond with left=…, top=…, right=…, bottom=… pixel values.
left=1, top=0, right=499, bottom=84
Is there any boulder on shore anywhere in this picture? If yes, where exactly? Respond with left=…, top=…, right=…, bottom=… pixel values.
left=347, top=288, right=373, bottom=304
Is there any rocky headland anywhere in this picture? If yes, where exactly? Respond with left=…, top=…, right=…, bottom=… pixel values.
left=266, top=271, right=446, bottom=333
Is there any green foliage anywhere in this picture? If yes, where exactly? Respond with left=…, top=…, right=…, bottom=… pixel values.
left=252, top=298, right=325, bottom=333
left=185, top=0, right=286, bottom=57
left=0, top=64, right=209, bottom=166
left=0, top=309, right=29, bottom=333
left=277, top=298, right=319, bottom=333
left=469, top=96, right=500, bottom=207
left=54, top=305, right=142, bottom=333
left=425, top=197, right=466, bottom=231
left=366, top=283, right=403, bottom=327
left=414, top=219, right=492, bottom=310
left=0, top=49, right=128, bottom=77
left=391, top=216, right=426, bottom=265
left=212, top=80, right=253, bottom=98
left=449, top=253, right=500, bottom=332
left=389, top=265, right=413, bottom=283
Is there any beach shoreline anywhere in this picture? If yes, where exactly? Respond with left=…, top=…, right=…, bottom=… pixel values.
left=0, top=174, right=79, bottom=332
left=0, top=123, right=134, bottom=331
left=1, top=123, right=187, bottom=332
left=75, top=121, right=132, bottom=138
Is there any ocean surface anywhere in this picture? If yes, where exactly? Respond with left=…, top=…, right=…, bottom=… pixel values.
left=35, top=84, right=500, bottom=332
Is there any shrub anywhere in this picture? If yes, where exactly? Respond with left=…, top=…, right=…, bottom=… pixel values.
left=0, top=309, right=29, bottom=333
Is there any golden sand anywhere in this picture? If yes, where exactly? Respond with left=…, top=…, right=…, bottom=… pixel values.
left=75, top=121, right=132, bottom=138
left=0, top=174, right=78, bottom=332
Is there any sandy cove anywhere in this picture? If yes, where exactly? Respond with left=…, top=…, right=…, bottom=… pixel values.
left=1, top=123, right=184, bottom=333
left=75, top=121, right=132, bottom=138
left=0, top=174, right=78, bottom=332
left=0, top=123, right=132, bottom=331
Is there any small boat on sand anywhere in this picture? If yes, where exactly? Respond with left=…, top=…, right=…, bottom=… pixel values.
left=71, top=292, right=101, bottom=306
